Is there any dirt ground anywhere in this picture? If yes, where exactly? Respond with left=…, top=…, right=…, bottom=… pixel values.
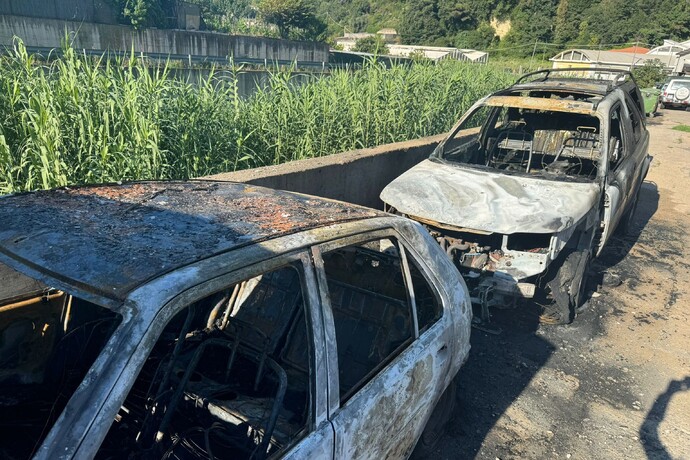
left=432, top=108, right=690, bottom=459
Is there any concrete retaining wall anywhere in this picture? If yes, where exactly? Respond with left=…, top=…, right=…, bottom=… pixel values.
left=0, top=0, right=117, bottom=24
left=205, top=134, right=445, bottom=209
left=0, top=15, right=329, bottom=63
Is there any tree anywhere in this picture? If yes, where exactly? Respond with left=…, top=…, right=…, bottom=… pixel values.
left=455, top=22, right=497, bottom=50
left=400, top=0, right=443, bottom=45
left=632, top=60, right=666, bottom=88
left=554, top=0, right=596, bottom=45
left=438, top=2, right=477, bottom=33
left=501, top=0, right=558, bottom=55
left=258, top=0, right=325, bottom=40
left=186, top=0, right=254, bottom=32
left=353, top=35, right=389, bottom=54
left=108, top=0, right=174, bottom=28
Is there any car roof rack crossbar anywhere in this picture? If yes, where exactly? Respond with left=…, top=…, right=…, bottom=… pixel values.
left=514, top=68, right=636, bottom=88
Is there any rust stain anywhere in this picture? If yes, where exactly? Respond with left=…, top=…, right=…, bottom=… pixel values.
left=486, top=95, right=597, bottom=115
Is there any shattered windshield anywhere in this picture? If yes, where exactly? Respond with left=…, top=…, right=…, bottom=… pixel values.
left=437, top=104, right=602, bottom=181
left=0, top=262, right=121, bottom=458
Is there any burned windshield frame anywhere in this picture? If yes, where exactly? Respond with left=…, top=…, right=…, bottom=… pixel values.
left=433, top=102, right=603, bottom=182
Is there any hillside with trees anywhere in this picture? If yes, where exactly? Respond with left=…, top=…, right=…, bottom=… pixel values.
left=317, top=0, right=690, bottom=54
left=107, top=0, right=690, bottom=54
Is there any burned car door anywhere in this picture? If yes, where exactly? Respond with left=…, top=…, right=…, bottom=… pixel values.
left=93, top=252, right=333, bottom=460
left=600, top=95, right=650, bottom=250
left=312, top=233, right=453, bottom=459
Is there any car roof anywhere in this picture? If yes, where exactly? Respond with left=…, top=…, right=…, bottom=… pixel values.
left=510, top=77, right=615, bottom=93
left=0, top=181, right=384, bottom=301
left=508, top=68, right=637, bottom=95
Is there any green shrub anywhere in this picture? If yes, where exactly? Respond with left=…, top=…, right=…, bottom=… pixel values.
left=0, top=40, right=514, bottom=193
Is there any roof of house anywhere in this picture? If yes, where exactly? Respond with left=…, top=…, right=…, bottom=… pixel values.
left=0, top=181, right=382, bottom=301
left=551, top=49, right=662, bottom=66
left=609, top=46, right=650, bottom=54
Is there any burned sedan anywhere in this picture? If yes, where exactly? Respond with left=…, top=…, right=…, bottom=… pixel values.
left=0, top=181, right=471, bottom=459
left=382, top=69, right=652, bottom=325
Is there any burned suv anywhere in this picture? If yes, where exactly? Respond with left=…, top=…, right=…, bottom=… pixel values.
left=381, top=69, right=652, bottom=325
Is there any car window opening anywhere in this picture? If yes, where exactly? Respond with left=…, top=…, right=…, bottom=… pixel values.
left=321, top=238, right=416, bottom=404
left=0, top=262, right=121, bottom=460
left=441, top=105, right=602, bottom=181
left=98, top=265, right=311, bottom=460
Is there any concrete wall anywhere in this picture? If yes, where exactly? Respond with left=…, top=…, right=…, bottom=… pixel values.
left=205, top=134, right=445, bottom=209
left=0, top=14, right=329, bottom=63
left=169, top=68, right=326, bottom=98
left=0, top=0, right=117, bottom=24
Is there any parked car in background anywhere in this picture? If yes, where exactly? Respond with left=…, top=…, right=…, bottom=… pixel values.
left=659, top=77, right=690, bottom=110
left=0, top=181, right=471, bottom=459
left=381, top=68, right=652, bottom=326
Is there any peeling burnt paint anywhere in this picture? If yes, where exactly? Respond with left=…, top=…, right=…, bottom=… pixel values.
left=381, top=159, right=599, bottom=235
left=485, top=95, right=597, bottom=115
left=0, top=181, right=382, bottom=300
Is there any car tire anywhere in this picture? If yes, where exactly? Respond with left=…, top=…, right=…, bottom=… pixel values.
left=659, top=102, right=665, bottom=109
left=540, top=248, right=591, bottom=325
left=411, top=380, right=457, bottom=458
left=649, top=101, right=658, bottom=117
left=617, top=185, right=641, bottom=236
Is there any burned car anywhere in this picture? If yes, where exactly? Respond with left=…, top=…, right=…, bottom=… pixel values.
left=381, top=69, right=652, bottom=325
left=0, top=181, right=471, bottom=459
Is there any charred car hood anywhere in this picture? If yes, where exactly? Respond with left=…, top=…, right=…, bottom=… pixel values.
left=380, top=159, right=600, bottom=234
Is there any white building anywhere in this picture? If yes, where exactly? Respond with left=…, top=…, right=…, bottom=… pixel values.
left=386, top=44, right=488, bottom=63
left=334, top=29, right=488, bottom=63
left=552, top=39, right=690, bottom=75
left=551, top=49, right=673, bottom=72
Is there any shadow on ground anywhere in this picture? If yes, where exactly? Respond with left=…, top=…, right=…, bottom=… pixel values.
left=639, top=376, right=690, bottom=460
left=422, top=182, right=660, bottom=459
left=590, top=181, right=659, bottom=288
left=447, top=305, right=554, bottom=458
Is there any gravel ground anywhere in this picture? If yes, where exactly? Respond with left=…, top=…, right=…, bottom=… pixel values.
left=429, top=107, right=690, bottom=460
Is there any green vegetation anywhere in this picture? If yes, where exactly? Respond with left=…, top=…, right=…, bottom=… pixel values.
left=257, top=0, right=326, bottom=40
left=108, top=1, right=690, bottom=57
left=632, top=60, right=667, bottom=88
left=672, top=125, right=690, bottom=133
left=315, top=0, right=690, bottom=56
left=0, top=41, right=514, bottom=194
left=353, top=35, right=389, bottom=54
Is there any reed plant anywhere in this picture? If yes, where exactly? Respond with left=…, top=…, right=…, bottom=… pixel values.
left=0, top=40, right=514, bottom=193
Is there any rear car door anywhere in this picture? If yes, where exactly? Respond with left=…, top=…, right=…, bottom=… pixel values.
left=601, top=97, right=641, bottom=248
left=312, top=230, right=454, bottom=459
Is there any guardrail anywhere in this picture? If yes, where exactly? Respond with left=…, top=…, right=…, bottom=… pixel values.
left=0, top=45, right=331, bottom=70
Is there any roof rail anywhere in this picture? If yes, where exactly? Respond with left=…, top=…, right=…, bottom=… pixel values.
left=514, top=68, right=637, bottom=87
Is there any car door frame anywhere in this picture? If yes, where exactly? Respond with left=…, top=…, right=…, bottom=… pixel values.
left=310, top=227, right=456, bottom=459
left=65, top=249, right=334, bottom=460
left=599, top=93, right=647, bottom=251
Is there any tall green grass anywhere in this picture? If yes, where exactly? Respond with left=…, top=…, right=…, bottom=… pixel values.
left=0, top=40, right=514, bottom=194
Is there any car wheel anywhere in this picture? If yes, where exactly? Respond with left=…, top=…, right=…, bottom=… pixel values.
left=659, top=102, right=665, bottom=109
left=411, top=380, right=457, bottom=458
left=617, top=185, right=641, bottom=236
left=540, top=248, right=591, bottom=325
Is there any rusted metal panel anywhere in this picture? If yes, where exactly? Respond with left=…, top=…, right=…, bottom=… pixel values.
left=485, top=95, right=597, bottom=115
left=0, top=181, right=382, bottom=301
left=381, top=159, right=600, bottom=234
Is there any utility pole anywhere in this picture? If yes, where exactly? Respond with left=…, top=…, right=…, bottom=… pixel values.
left=530, top=39, right=539, bottom=69
left=630, top=39, right=639, bottom=71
